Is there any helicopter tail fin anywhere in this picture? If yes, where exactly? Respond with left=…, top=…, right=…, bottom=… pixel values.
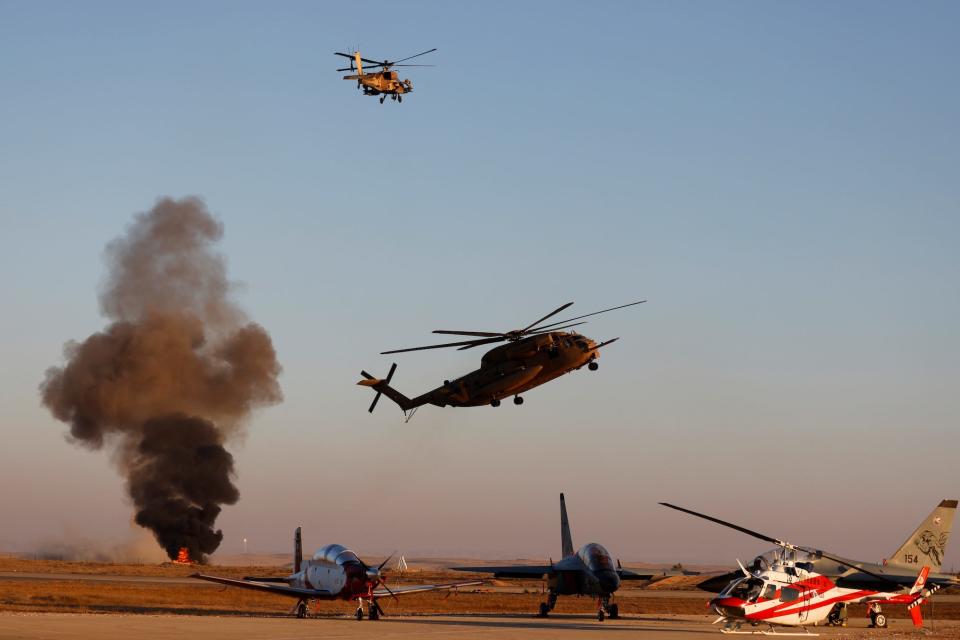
left=886, top=499, right=957, bottom=571
left=358, top=363, right=415, bottom=413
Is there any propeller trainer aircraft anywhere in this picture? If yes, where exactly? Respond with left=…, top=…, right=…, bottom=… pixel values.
left=660, top=501, right=958, bottom=633
left=193, top=527, right=481, bottom=620
left=453, top=494, right=686, bottom=621
left=334, top=48, right=436, bottom=103
left=357, top=300, right=645, bottom=417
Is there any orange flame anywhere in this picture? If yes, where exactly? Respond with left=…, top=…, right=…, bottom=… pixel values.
left=173, top=547, right=192, bottom=564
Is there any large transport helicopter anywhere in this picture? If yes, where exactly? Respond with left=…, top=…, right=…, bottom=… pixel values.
left=334, top=48, right=436, bottom=103
left=357, top=300, right=644, bottom=417
left=452, top=494, right=689, bottom=622
left=193, top=527, right=480, bottom=620
left=660, top=502, right=958, bottom=632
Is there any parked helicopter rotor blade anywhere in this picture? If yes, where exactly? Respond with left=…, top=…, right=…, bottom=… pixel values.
left=519, top=302, right=574, bottom=334
left=798, top=548, right=906, bottom=590
left=381, top=336, right=505, bottom=354
left=432, top=330, right=505, bottom=337
left=391, top=48, right=437, bottom=64
left=532, top=300, right=646, bottom=332
left=659, top=503, right=786, bottom=547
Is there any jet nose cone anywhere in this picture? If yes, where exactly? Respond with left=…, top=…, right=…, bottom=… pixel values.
left=598, top=570, right=620, bottom=594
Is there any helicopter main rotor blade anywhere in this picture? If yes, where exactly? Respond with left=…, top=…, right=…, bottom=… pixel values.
left=806, top=550, right=906, bottom=590
left=532, top=300, right=646, bottom=332
left=519, top=302, right=574, bottom=334
left=381, top=336, right=505, bottom=354
left=391, top=48, right=437, bottom=64
left=390, top=64, right=436, bottom=67
left=659, top=503, right=786, bottom=547
left=456, top=336, right=511, bottom=351
left=432, top=330, right=505, bottom=338
left=527, top=321, right=587, bottom=335
left=333, top=52, right=383, bottom=65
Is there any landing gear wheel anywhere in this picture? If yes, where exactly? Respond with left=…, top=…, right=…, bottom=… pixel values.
left=491, top=399, right=501, bottom=407
left=538, top=602, right=550, bottom=617
left=296, top=601, right=307, bottom=618
left=598, top=608, right=605, bottom=622
left=398, top=95, right=402, bottom=103
left=608, top=603, right=619, bottom=619
left=872, top=613, right=887, bottom=628
left=588, top=361, right=599, bottom=371
left=379, top=96, right=385, bottom=104
left=513, top=396, right=524, bottom=405
left=356, top=606, right=364, bottom=620
left=369, top=603, right=379, bottom=620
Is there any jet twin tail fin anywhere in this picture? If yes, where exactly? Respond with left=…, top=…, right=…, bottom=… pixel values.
left=560, top=493, right=574, bottom=558
left=294, top=526, right=302, bottom=573
left=887, top=499, right=956, bottom=571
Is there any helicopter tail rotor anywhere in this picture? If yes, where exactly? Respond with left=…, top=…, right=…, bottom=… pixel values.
left=358, top=363, right=417, bottom=414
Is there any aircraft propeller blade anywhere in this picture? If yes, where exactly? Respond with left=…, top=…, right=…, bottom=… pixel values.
left=374, top=598, right=387, bottom=616
left=532, top=300, right=646, bottom=332
left=377, top=551, right=396, bottom=573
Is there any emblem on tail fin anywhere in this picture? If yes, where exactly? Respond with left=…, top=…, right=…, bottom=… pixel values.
left=914, top=531, right=948, bottom=566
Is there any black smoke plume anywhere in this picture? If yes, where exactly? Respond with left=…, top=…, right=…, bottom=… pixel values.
left=40, top=197, right=282, bottom=561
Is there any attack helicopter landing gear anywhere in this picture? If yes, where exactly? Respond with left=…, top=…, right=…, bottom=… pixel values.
left=588, top=361, right=599, bottom=371
left=379, top=96, right=385, bottom=104
left=295, top=600, right=308, bottom=618
left=491, top=398, right=501, bottom=407
left=513, top=395, right=524, bottom=405
left=398, top=95, right=402, bottom=103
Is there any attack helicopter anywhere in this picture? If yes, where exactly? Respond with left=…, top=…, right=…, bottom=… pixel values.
left=334, top=48, right=436, bottom=103
left=660, top=502, right=958, bottom=633
left=357, top=300, right=645, bottom=417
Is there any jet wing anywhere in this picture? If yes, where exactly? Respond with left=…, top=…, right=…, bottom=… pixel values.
left=372, top=580, right=483, bottom=598
left=452, top=565, right=556, bottom=579
left=192, top=573, right=332, bottom=599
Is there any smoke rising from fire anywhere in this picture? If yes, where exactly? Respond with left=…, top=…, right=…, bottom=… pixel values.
left=40, top=197, right=282, bottom=561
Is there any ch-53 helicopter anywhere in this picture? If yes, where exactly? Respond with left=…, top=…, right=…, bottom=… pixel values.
left=357, top=300, right=644, bottom=418
left=661, top=502, right=958, bottom=634
left=334, top=48, right=436, bottom=103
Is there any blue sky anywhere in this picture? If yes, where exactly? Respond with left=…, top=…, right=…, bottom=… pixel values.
left=1, top=1, right=958, bottom=566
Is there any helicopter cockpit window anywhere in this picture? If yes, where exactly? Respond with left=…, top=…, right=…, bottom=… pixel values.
left=729, top=577, right=764, bottom=602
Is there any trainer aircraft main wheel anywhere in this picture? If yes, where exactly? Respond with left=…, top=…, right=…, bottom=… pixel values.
left=296, top=602, right=307, bottom=618
left=608, top=603, right=619, bottom=619
left=513, top=396, right=524, bottom=405
left=588, top=361, right=599, bottom=371
left=538, top=602, right=550, bottom=617
left=356, top=607, right=364, bottom=620
left=597, top=609, right=605, bottom=622
left=491, top=399, right=501, bottom=407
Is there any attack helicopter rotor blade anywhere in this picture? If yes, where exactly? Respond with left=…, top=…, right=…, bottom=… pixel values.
left=391, top=48, right=437, bottom=64
left=390, top=64, right=436, bottom=67
left=381, top=336, right=506, bottom=354
left=533, top=300, right=646, bottom=332
left=432, top=330, right=505, bottom=337
left=527, top=321, right=588, bottom=334
left=659, top=503, right=786, bottom=547
left=519, top=302, right=575, bottom=334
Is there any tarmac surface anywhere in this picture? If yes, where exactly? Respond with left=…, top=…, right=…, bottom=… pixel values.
left=2, top=613, right=958, bottom=640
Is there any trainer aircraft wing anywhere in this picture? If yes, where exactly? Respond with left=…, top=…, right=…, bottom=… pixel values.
left=451, top=564, right=556, bottom=579
left=372, top=579, right=483, bottom=597
left=192, top=573, right=332, bottom=598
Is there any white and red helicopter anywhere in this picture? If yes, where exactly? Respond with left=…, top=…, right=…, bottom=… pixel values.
left=661, top=503, right=956, bottom=634
left=194, top=527, right=481, bottom=620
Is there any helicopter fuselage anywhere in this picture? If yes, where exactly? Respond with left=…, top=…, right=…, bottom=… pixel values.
left=414, top=331, right=599, bottom=408
left=343, top=70, right=412, bottom=96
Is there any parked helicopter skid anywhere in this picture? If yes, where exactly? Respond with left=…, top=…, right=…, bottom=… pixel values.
left=335, top=48, right=435, bottom=104
left=358, top=300, right=645, bottom=416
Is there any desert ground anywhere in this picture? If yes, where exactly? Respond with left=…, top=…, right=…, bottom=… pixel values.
left=0, top=555, right=958, bottom=639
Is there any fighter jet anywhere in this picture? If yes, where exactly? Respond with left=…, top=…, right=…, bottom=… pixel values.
left=193, top=527, right=481, bottom=620
left=452, top=493, right=689, bottom=621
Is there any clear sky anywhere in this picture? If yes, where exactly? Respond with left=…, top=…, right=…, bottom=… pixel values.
left=1, top=1, right=958, bottom=567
